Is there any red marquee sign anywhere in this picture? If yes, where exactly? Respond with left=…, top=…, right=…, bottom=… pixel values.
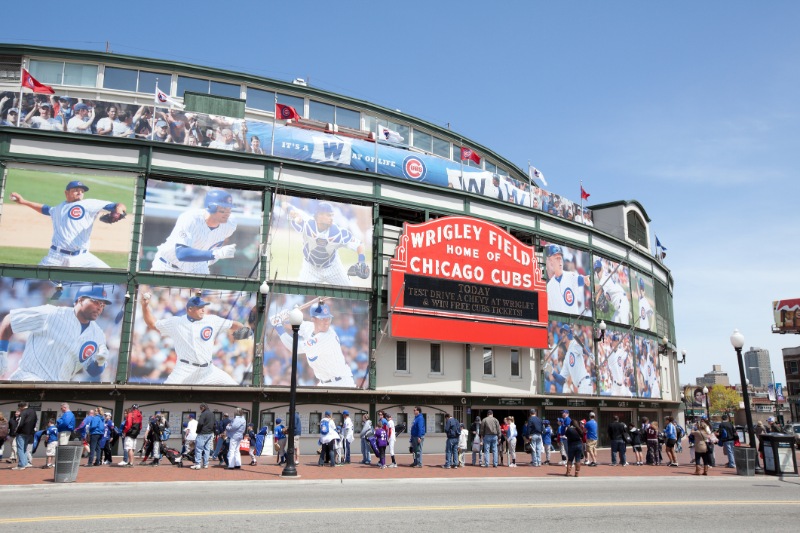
left=389, top=216, right=549, bottom=348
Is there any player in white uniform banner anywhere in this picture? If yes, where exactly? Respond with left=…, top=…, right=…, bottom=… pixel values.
left=150, top=189, right=238, bottom=274
left=593, top=260, right=631, bottom=324
left=288, top=202, right=365, bottom=286
left=641, top=346, right=661, bottom=399
left=551, top=324, right=594, bottom=395
left=545, top=245, right=590, bottom=314
left=636, top=278, right=655, bottom=330
left=274, top=303, right=355, bottom=387
left=139, top=294, right=253, bottom=385
left=606, top=334, right=633, bottom=397
left=0, top=286, right=112, bottom=382
left=10, top=180, right=127, bottom=268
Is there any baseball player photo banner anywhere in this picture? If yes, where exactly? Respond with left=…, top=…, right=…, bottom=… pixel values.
left=268, top=195, right=374, bottom=289
left=0, top=166, right=135, bottom=269
left=0, top=276, right=126, bottom=383
left=130, top=285, right=257, bottom=386
left=138, top=180, right=263, bottom=279
left=263, top=293, right=371, bottom=389
left=542, top=321, right=596, bottom=396
left=631, top=271, right=657, bottom=333
left=597, top=330, right=638, bottom=397
left=634, top=335, right=661, bottom=399
left=591, top=255, right=632, bottom=326
left=542, top=241, right=593, bottom=318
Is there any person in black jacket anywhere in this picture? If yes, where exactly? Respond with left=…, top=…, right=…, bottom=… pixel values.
left=608, top=415, right=628, bottom=466
left=192, top=402, right=216, bottom=469
left=5, top=410, right=20, bottom=463
left=717, top=414, right=737, bottom=468
left=13, top=401, right=37, bottom=470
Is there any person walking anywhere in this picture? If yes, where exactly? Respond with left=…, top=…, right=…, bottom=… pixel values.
left=526, top=409, right=544, bottom=466
left=480, top=410, right=501, bottom=468
left=410, top=406, right=426, bottom=467
left=360, top=413, right=373, bottom=464
left=470, top=416, right=482, bottom=466
left=192, top=403, right=215, bottom=469
left=608, top=415, right=628, bottom=466
left=691, top=419, right=713, bottom=476
left=443, top=413, right=460, bottom=469
left=506, top=416, right=518, bottom=467
left=342, top=410, right=354, bottom=464
left=13, top=402, right=37, bottom=470
left=225, top=408, right=246, bottom=469
left=564, top=419, right=585, bottom=477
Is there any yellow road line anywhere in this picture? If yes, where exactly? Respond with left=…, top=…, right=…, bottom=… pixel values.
left=2, top=500, right=799, bottom=524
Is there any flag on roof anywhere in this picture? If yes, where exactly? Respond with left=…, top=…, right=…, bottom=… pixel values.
left=155, top=86, right=184, bottom=109
left=461, top=146, right=481, bottom=164
left=276, top=103, right=301, bottom=121
left=580, top=185, right=590, bottom=200
left=21, top=68, right=54, bottom=94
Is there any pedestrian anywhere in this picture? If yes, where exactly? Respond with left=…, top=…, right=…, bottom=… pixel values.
left=542, top=420, right=553, bottom=465
left=717, top=414, right=736, bottom=469
left=410, top=406, right=426, bottom=467
left=56, top=403, right=76, bottom=445
left=7, top=410, right=21, bottom=464
left=479, top=409, right=501, bottom=468
left=526, top=408, right=544, bottom=466
left=664, top=416, right=679, bottom=467
left=584, top=412, right=598, bottom=466
left=375, top=421, right=388, bottom=469
left=192, top=403, right=215, bottom=469
left=13, top=401, right=36, bottom=470
left=608, top=415, right=628, bottom=466
left=557, top=411, right=571, bottom=465
left=184, top=413, right=198, bottom=459
left=470, top=416, right=482, bottom=466
left=360, top=413, right=373, bottom=464
left=443, top=413, right=460, bottom=469
left=564, top=419, right=585, bottom=477
left=629, top=422, right=643, bottom=465
left=100, top=412, right=115, bottom=464
left=291, top=410, right=301, bottom=465
left=274, top=418, right=287, bottom=465
left=43, top=418, right=58, bottom=468
left=0, top=412, right=9, bottom=461
left=342, top=410, right=354, bottom=464
left=645, top=420, right=660, bottom=466
left=121, top=404, right=142, bottom=467
left=506, top=416, right=518, bottom=467
left=213, top=412, right=231, bottom=466
left=317, top=410, right=338, bottom=467
left=226, top=408, right=246, bottom=469
left=457, top=423, right=468, bottom=467
left=385, top=412, right=397, bottom=468
left=691, top=419, right=713, bottom=476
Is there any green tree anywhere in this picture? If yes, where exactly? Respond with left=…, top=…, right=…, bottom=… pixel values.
left=708, top=385, right=740, bottom=418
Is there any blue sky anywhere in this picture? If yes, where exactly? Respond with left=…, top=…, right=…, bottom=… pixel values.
left=7, top=1, right=799, bottom=385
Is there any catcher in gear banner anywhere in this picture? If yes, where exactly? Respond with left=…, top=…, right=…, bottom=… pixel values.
left=264, top=293, right=370, bottom=389
left=0, top=167, right=135, bottom=269
left=0, top=276, right=126, bottom=383
left=138, top=179, right=263, bottom=279
left=268, top=195, right=373, bottom=288
left=131, top=286, right=257, bottom=385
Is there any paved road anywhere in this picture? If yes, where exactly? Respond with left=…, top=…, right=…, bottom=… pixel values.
left=1, top=475, right=797, bottom=531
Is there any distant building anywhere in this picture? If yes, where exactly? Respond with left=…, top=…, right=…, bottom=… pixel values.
left=783, top=346, right=800, bottom=423
left=696, top=364, right=730, bottom=386
left=744, top=347, right=772, bottom=388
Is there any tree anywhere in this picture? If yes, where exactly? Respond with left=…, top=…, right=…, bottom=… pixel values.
left=708, top=385, right=740, bottom=418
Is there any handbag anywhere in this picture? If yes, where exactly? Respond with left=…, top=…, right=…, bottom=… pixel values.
left=624, top=431, right=632, bottom=445
left=524, top=442, right=533, bottom=454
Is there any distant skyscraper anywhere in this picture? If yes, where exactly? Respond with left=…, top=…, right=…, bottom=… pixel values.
left=695, top=364, right=730, bottom=386
left=744, top=347, right=772, bottom=388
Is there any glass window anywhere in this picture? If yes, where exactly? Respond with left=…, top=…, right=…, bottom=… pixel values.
left=484, top=161, right=497, bottom=174
left=336, top=107, right=360, bottom=129
left=396, top=412, right=408, bottom=428
left=103, top=66, right=138, bottom=91
left=247, top=87, right=276, bottom=111
left=413, top=130, right=432, bottom=152
left=139, top=71, right=171, bottom=95
left=627, top=211, right=648, bottom=247
left=497, top=168, right=509, bottom=177
left=483, top=347, right=494, bottom=376
left=396, top=341, right=408, bottom=372
left=177, top=75, right=209, bottom=97
left=309, top=100, right=335, bottom=124
left=64, top=63, right=98, bottom=87
left=511, top=349, right=520, bottom=377
left=309, top=412, right=321, bottom=434
left=277, top=94, right=304, bottom=115
left=210, top=80, right=240, bottom=99
left=430, top=344, right=441, bottom=374
left=435, top=413, right=445, bottom=433
left=260, top=412, right=275, bottom=431
left=432, top=136, right=450, bottom=158
left=29, top=60, right=63, bottom=85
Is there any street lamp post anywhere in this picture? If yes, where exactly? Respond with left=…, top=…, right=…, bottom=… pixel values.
left=282, top=306, right=304, bottom=478
left=731, top=329, right=762, bottom=472
left=703, top=386, right=710, bottom=419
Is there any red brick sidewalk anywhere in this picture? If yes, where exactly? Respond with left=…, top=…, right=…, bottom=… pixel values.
left=0, top=448, right=759, bottom=485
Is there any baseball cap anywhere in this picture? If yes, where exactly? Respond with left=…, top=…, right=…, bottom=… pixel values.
left=611, top=333, right=620, bottom=342
left=546, top=244, right=563, bottom=256
left=156, top=119, right=168, bottom=128
left=132, top=404, right=139, bottom=409
left=638, top=278, right=645, bottom=289
left=310, top=303, right=333, bottom=319
left=324, top=410, right=331, bottom=416
left=562, top=410, right=570, bottom=415
left=65, top=180, right=89, bottom=192
left=276, top=418, right=282, bottom=424
left=74, top=103, right=89, bottom=111
left=767, top=416, right=775, bottom=423
left=186, top=296, right=209, bottom=308
left=8, top=107, right=18, bottom=114
left=74, top=285, right=112, bottom=304
left=594, top=259, right=603, bottom=271
left=40, top=103, right=52, bottom=109
left=342, top=410, right=349, bottom=415
left=589, top=412, right=596, bottom=418
left=316, top=201, right=334, bottom=215
left=543, top=420, right=550, bottom=426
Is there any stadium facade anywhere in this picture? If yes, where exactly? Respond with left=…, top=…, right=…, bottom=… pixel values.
left=0, top=44, right=680, bottom=451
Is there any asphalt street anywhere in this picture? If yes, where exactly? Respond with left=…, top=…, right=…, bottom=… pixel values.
left=1, top=475, right=798, bottom=531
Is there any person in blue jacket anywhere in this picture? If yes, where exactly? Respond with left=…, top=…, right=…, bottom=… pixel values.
left=56, top=402, right=76, bottom=444
left=542, top=420, right=553, bottom=465
left=410, top=406, right=426, bottom=467
left=86, top=410, right=105, bottom=466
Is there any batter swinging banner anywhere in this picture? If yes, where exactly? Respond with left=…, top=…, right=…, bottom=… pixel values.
left=0, top=166, right=136, bottom=269
left=268, top=194, right=373, bottom=289
left=264, top=293, right=370, bottom=389
left=0, top=276, right=126, bottom=383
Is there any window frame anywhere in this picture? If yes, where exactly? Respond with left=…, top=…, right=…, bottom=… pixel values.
left=483, top=346, right=494, bottom=377
left=396, top=341, right=409, bottom=373
left=430, top=343, right=442, bottom=375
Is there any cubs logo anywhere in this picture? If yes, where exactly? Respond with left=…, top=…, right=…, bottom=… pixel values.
left=200, top=326, right=213, bottom=341
left=569, top=354, right=575, bottom=367
left=563, top=288, right=575, bottom=306
left=281, top=107, right=292, bottom=119
left=402, top=156, right=426, bottom=180
left=157, top=93, right=168, bottom=103
left=68, top=205, right=85, bottom=220
left=79, top=341, right=98, bottom=363
left=463, top=149, right=473, bottom=159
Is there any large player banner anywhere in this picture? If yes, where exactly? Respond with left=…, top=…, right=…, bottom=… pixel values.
left=389, top=216, right=548, bottom=348
left=635, top=335, right=661, bottom=399
left=542, top=240, right=593, bottom=318
left=592, top=255, right=632, bottom=326
left=268, top=195, right=373, bottom=289
left=0, top=276, right=126, bottom=383
left=0, top=166, right=136, bottom=269
left=631, top=271, right=657, bottom=333
left=597, top=330, right=637, bottom=397
left=138, top=179, right=263, bottom=279
left=542, top=320, right=596, bottom=395
left=263, top=293, right=370, bottom=389
left=130, top=285, right=256, bottom=386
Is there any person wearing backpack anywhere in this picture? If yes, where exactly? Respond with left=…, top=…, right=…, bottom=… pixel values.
left=147, top=413, right=168, bottom=466
left=717, top=414, right=736, bottom=468
left=317, top=410, right=339, bottom=467
left=443, top=413, right=460, bottom=469
left=122, top=404, right=142, bottom=467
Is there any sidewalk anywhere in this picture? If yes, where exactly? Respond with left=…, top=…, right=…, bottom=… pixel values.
left=0, top=448, right=760, bottom=486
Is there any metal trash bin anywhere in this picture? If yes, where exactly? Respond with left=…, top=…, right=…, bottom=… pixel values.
left=733, top=446, right=756, bottom=476
left=761, top=433, right=798, bottom=477
left=54, top=444, right=82, bottom=483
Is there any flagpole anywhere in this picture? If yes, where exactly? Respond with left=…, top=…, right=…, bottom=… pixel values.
left=16, top=65, right=24, bottom=128
left=374, top=117, right=379, bottom=173
left=151, top=80, right=159, bottom=141
left=459, top=141, right=464, bottom=181
left=580, top=179, right=584, bottom=216
left=270, top=93, right=277, bottom=156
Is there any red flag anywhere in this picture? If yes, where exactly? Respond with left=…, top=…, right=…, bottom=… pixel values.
left=21, top=68, right=55, bottom=94
left=276, top=103, right=301, bottom=121
left=460, top=146, right=481, bottom=164
left=580, top=186, right=590, bottom=200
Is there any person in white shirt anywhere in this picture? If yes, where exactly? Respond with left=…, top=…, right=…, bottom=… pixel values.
left=342, top=410, right=354, bottom=464
left=184, top=413, right=198, bottom=457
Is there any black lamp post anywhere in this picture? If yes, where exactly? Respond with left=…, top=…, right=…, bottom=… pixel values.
left=282, top=306, right=304, bottom=478
left=731, top=329, right=762, bottom=472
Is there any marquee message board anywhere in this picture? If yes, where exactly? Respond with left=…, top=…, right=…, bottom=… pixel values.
left=389, top=216, right=548, bottom=347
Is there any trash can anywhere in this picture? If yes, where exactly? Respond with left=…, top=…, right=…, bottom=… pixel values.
left=761, top=433, right=798, bottom=477
left=733, top=446, right=756, bottom=476
left=54, top=444, right=82, bottom=483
